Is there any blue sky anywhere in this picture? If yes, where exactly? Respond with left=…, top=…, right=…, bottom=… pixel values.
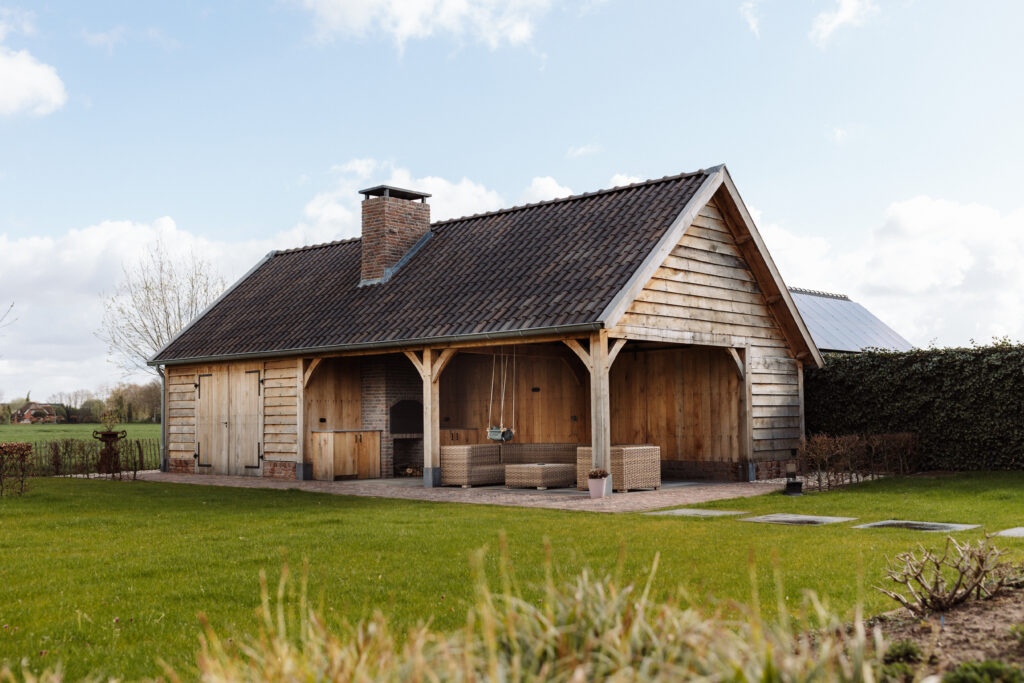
left=2, top=0, right=1024, bottom=401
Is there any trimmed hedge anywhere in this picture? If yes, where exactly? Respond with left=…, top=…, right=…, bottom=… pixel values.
left=805, top=343, right=1024, bottom=471
left=798, top=433, right=921, bottom=489
left=0, top=438, right=160, bottom=483
left=0, top=441, right=32, bottom=496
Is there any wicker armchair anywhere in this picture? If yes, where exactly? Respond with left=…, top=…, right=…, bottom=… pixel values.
left=576, top=445, right=661, bottom=492
left=440, top=444, right=504, bottom=487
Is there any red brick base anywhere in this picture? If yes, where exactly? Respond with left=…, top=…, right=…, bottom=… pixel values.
left=662, top=460, right=743, bottom=481
left=263, top=460, right=297, bottom=480
left=168, top=458, right=194, bottom=474
left=662, top=459, right=800, bottom=482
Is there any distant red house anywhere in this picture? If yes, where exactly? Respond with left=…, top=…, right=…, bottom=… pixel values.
left=11, top=402, right=59, bottom=424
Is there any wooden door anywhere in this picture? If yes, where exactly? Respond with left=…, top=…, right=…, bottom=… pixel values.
left=196, top=372, right=227, bottom=473
left=312, top=432, right=334, bottom=480
left=356, top=431, right=381, bottom=479
left=334, top=433, right=359, bottom=478
left=229, top=366, right=262, bottom=475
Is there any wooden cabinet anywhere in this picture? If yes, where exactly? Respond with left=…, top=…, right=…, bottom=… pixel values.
left=311, top=430, right=381, bottom=480
left=440, top=428, right=482, bottom=445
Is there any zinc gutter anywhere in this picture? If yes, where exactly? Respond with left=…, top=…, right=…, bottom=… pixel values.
left=149, top=321, right=604, bottom=367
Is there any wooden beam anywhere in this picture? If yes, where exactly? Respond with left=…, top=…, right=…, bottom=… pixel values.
left=403, top=350, right=426, bottom=378
left=431, top=348, right=457, bottom=384
left=562, top=339, right=592, bottom=369
left=295, top=358, right=305, bottom=471
left=302, top=358, right=323, bottom=388
left=742, top=347, right=754, bottom=476
left=589, top=331, right=611, bottom=473
left=420, top=347, right=441, bottom=487
left=607, top=338, right=627, bottom=367
left=726, top=348, right=745, bottom=380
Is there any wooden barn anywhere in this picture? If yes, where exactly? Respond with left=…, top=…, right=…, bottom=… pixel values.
left=151, top=165, right=822, bottom=487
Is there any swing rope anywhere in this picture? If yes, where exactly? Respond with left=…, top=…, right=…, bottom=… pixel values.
left=487, top=346, right=516, bottom=442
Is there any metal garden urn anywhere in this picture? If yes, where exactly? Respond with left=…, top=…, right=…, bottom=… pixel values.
left=93, top=429, right=127, bottom=474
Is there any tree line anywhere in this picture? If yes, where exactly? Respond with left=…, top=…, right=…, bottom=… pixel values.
left=2, top=380, right=162, bottom=425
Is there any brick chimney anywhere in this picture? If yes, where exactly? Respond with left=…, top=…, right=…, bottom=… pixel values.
left=359, top=185, right=432, bottom=286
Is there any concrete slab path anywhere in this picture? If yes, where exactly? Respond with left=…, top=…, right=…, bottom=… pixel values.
left=137, top=471, right=784, bottom=514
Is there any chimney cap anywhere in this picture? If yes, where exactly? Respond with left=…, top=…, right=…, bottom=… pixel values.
left=359, top=185, right=431, bottom=202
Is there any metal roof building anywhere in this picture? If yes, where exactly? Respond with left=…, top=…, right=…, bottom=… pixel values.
left=789, top=288, right=913, bottom=353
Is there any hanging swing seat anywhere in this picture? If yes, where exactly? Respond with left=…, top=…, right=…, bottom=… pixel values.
left=486, top=347, right=516, bottom=443
left=487, top=426, right=515, bottom=442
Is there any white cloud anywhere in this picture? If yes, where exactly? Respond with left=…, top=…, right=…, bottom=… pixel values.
left=739, top=0, right=761, bottom=37
left=566, top=143, right=601, bottom=159
left=0, top=162, right=511, bottom=398
left=809, top=0, right=878, bottom=48
left=0, top=11, right=66, bottom=117
left=754, top=197, right=1024, bottom=348
left=0, top=46, right=67, bottom=116
left=0, top=218, right=268, bottom=400
left=82, top=25, right=179, bottom=53
left=83, top=26, right=127, bottom=54
left=296, top=0, right=552, bottom=50
left=830, top=126, right=848, bottom=144
left=609, top=173, right=642, bottom=188
left=0, top=8, right=35, bottom=41
left=519, top=176, right=573, bottom=204
left=290, top=159, right=507, bottom=242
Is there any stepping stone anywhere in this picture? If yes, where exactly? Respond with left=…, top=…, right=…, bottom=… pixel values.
left=740, top=513, right=855, bottom=526
left=994, top=527, right=1024, bottom=538
left=646, top=509, right=747, bottom=517
left=853, top=520, right=979, bottom=532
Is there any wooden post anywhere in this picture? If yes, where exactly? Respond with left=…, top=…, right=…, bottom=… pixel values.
left=404, top=348, right=456, bottom=488
left=590, top=331, right=611, bottom=473
left=423, top=348, right=440, bottom=487
left=741, top=346, right=754, bottom=481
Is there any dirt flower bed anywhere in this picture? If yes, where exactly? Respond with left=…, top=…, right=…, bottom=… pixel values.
left=874, top=586, right=1024, bottom=676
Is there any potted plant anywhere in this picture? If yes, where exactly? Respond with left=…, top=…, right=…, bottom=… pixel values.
left=587, top=468, right=612, bottom=499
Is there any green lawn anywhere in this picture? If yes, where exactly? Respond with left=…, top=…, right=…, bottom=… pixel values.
left=0, top=422, right=161, bottom=443
left=1, top=473, right=1022, bottom=680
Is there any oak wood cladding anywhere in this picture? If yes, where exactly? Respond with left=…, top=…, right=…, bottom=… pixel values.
left=614, top=196, right=804, bottom=461
left=437, top=349, right=590, bottom=446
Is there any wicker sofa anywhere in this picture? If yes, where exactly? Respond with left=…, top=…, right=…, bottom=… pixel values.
left=439, top=442, right=579, bottom=487
left=576, top=445, right=661, bottom=492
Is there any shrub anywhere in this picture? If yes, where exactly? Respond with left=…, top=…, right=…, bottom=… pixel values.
left=798, top=433, right=920, bottom=489
left=1011, top=623, right=1024, bottom=649
left=877, top=536, right=1024, bottom=617
left=943, top=659, right=1024, bottom=682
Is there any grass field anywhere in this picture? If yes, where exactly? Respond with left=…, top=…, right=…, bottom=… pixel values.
left=1, top=473, right=1022, bottom=680
left=0, top=422, right=161, bottom=443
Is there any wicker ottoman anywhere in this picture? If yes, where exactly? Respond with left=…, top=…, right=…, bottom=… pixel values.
left=577, top=445, right=662, bottom=492
left=505, top=463, right=577, bottom=490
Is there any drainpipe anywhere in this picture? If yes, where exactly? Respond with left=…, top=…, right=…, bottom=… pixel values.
left=160, top=367, right=167, bottom=472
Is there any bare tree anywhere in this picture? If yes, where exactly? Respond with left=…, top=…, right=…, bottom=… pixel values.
left=98, top=239, right=226, bottom=377
left=0, top=301, right=12, bottom=359
left=48, top=389, right=94, bottom=423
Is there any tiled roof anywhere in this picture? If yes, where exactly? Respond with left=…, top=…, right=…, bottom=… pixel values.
left=153, top=171, right=711, bottom=363
left=789, top=288, right=914, bottom=353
